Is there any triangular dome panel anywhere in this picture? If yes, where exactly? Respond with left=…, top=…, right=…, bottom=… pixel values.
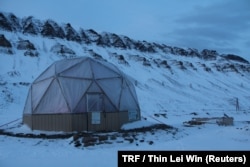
left=58, top=77, right=91, bottom=111
left=124, top=79, right=139, bottom=105
left=74, top=96, right=87, bottom=113
left=34, top=79, right=69, bottom=113
left=87, top=81, right=102, bottom=93
left=60, top=60, right=93, bottom=79
left=119, top=86, right=139, bottom=110
left=103, top=95, right=117, bottom=111
left=97, top=78, right=122, bottom=108
left=32, top=78, right=53, bottom=111
left=91, top=61, right=120, bottom=79
left=23, top=89, right=32, bottom=114
left=55, top=58, right=82, bottom=73
left=34, top=64, right=55, bottom=83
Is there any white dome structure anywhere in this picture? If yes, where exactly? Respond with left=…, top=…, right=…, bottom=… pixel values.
left=23, top=57, right=140, bottom=131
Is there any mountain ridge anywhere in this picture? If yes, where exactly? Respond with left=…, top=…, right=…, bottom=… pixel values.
left=0, top=11, right=250, bottom=117
left=0, top=12, right=249, bottom=65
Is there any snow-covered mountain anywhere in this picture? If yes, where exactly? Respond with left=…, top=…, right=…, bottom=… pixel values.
left=1, top=11, right=249, bottom=117
left=0, top=12, right=250, bottom=166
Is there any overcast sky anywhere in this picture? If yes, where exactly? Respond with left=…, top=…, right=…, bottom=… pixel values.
left=1, top=0, right=249, bottom=59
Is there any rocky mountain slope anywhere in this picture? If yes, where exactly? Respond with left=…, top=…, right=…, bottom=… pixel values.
left=0, top=12, right=250, bottom=121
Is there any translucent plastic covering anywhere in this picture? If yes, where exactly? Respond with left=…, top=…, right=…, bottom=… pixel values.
left=74, top=96, right=87, bottom=113
left=55, top=58, right=82, bottom=73
left=60, top=60, right=93, bottom=79
left=91, top=61, right=120, bottom=79
left=34, top=79, right=69, bottom=114
left=103, top=96, right=116, bottom=112
left=23, top=89, right=32, bottom=114
left=35, top=65, right=55, bottom=83
left=32, top=78, right=53, bottom=110
left=58, top=77, right=91, bottom=111
left=97, top=78, right=122, bottom=108
left=120, top=86, right=138, bottom=110
left=87, top=81, right=102, bottom=93
left=23, top=57, right=140, bottom=115
left=87, top=94, right=103, bottom=112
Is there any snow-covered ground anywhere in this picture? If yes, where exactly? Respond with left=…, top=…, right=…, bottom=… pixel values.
left=0, top=28, right=250, bottom=166
left=0, top=121, right=249, bottom=167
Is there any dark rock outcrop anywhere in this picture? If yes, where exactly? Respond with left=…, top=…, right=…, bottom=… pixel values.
left=0, top=34, right=12, bottom=48
left=85, top=29, right=101, bottom=42
left=222, top=54, right=249, bottom=64
left=64, top=23, right=81, bottom=42
left=22, top=16, right=40, bottom=35
left=187, top=48, right=201, bottom=58
left=134, top=40, right=156, bottom=53
left=8, top=13, right=21, bottom=31
left=201, top=49, right=218, bottom=60
left=50, top=43, right=75, bottom=56
left=96, top=33, right=111, bottom=47
left=17, top=40, right=35, bottom=50
left=122, top=36, right=136, bottom=49
left=173, top=47, right=188, bottom=56
left=79, top=29, right=91, bottom=44
left=110, top=33, right=126, bottom=49
left=0, top=13, right=12, bottom=31
left=41, top=20, right=65, bottom=39
left=24, top=50, right=39, bottom=57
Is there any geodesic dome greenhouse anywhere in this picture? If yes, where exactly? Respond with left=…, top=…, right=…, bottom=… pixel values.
left=23, top=57, right=140, bottom=131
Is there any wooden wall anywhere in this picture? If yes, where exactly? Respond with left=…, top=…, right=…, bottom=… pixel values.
left=23, top=111, right=130, bottom=132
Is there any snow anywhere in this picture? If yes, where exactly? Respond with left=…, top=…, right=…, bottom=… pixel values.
left=0, top=29, right=250, bottom=167
left=0, top=122, right=249, bottom=167
left=121, top=120, right=157, bottom=130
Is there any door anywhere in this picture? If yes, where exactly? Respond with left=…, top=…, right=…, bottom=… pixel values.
left=87, top=93, right=103, bottom=112
left=87, top=93, right=103, bottom=125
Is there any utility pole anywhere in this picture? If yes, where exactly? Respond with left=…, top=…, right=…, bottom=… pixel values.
left=235, top=97, right=239, bottom=111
